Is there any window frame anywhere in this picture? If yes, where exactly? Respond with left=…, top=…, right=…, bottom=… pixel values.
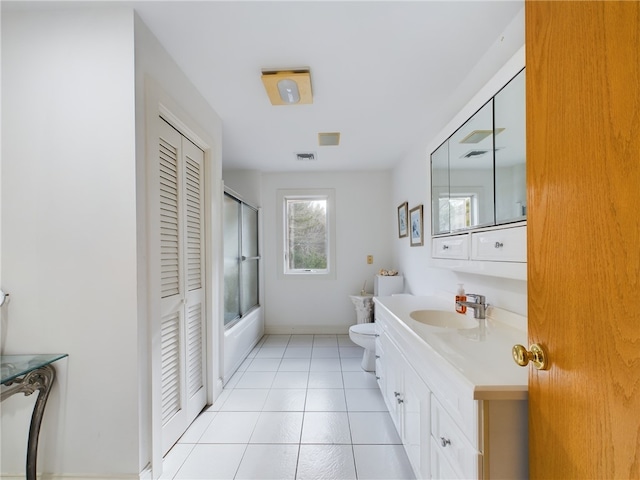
left=277, top=188, right=336, bottom=280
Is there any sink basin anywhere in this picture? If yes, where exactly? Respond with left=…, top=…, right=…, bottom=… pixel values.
left=409, top=310, right=477, bottom=329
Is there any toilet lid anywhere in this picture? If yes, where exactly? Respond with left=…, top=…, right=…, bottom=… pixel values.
left=350, top=322, right=377, bottom=336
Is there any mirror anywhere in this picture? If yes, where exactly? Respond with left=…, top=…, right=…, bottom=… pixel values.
left=431, top=68, right=525, bottom=235
left=494, top=69, right=526, bottom=224
left=448, top=100, right=495, bottom=230
left=431, top=141, right=449, bottom=235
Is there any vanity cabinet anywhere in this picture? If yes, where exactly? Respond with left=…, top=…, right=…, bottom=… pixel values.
left=432, top=224, right=526, bottom=279
left=376, top=326, right=431, bottom=479
left=374, top=299, right=528, bottom=479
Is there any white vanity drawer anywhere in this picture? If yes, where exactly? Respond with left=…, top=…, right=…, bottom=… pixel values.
left=471, top=226, right=526, bottom=262
left=432, top=234, right=469, bottom=259
left=431, top=396, right=481, bottom=479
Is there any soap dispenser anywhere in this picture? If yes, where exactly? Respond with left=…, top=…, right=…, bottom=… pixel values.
left=455, top=283, right=467, bottom=314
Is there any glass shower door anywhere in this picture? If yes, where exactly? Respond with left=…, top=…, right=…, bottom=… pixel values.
left=223, top=193, right=260, bottom=328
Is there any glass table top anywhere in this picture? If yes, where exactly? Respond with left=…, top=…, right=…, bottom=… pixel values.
left=1, top=354, right=68, bottom=384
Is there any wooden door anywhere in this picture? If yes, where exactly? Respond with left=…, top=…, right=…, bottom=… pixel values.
left=526, top=1, right=640, bottom=478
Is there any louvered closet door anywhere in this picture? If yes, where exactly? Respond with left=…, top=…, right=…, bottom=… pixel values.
left=159, top=119, right=206, bottom=455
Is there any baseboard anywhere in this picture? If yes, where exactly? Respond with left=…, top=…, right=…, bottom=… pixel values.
left=264, top=325, right=350, bottom=335
left=0, top=475, right=143, bottom=480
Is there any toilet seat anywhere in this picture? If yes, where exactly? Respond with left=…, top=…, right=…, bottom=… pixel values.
left=349, top=322, right=377, bottom=336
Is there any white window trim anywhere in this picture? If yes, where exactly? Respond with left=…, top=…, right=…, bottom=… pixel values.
left=276, top=188, right=336, bottom=280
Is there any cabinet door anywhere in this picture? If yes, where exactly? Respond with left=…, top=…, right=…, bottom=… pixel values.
left=471, top=226, right=526, bottom=262
left=431, top=437, right=464, bottom=480
left=447, top=100, right=495, bottom=229
left=432, top=234, right=469, bottom=259
left=431, top=141, right=450, bottom=234
left=403, top=366, right=431, bottom=479
left=431, top=395, right=481, bottom=479
left=494, top=68, right=526, bottom=224
left=379, top=332, right=404, bottom=432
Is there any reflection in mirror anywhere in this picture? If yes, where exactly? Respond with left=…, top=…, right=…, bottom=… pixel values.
left=448, top=100, right=495, bottom=230
left=494, top=69, right=526, bottom=224
left=431, top=141, right=449, bottom=235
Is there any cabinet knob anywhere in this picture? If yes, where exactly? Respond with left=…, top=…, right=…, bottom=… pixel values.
left=394, top=391, right=401, bottom=397
left=512, top=343, right=549, bottom=370
left=375, top=355, right=380, bottom=359
left=440, top=437, right=451, bottom=447
left=442, top=244, right=450, bottom=250
left=375, top=376, right=380, bottom=380
left=494, top=241, right=504, bottom=248
left=397, top=397, right=404, bottom=404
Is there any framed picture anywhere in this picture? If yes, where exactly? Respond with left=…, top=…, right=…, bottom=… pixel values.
left=409, top=205, right=424, bottom=246
left=397, top=202, right=408, bottom=238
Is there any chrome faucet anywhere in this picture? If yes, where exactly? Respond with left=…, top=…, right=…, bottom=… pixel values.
left=456, top=294, right=488, bottom=319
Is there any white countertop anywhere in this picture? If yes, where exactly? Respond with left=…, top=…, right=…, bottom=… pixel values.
left=374, top=295, right=528, bottom=400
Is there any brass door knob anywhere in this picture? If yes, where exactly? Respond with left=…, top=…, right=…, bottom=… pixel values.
left=512, top=343, right=549, bottom=370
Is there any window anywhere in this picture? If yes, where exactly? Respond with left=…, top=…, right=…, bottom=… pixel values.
left=223, top=192, right=259, bottom=328
left=439, top=193, right=477, bottom=231
left=278, top=189, right=335, bottom=278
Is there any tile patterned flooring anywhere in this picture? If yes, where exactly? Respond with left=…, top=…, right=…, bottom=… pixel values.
left=161, top=334, right=415, bottom=480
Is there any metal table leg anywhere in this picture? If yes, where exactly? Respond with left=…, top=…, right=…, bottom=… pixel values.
left=1, top=364, right=56, bottom=480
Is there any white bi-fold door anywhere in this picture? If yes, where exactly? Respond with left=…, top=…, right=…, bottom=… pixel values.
left=158, top=118, right=206, bottom=454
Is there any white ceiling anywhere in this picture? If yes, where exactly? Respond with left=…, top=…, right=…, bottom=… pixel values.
left=10, top=1, right=525, bottom=172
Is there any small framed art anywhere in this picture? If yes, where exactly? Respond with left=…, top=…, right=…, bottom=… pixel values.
left=397, top=202, right=408, bottom=238
left=409, top=205, right=424, bottom=246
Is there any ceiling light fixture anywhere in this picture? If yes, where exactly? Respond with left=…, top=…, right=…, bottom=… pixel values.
left=459, top=128, right=505, bottom=144
left=261, top=68, right=313, bottom=105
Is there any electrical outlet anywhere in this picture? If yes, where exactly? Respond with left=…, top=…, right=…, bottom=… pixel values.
left=367, top=255, right=373, bottom=264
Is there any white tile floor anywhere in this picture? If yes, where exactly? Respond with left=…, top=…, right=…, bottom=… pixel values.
left=161, top=334, right=416, bottom=480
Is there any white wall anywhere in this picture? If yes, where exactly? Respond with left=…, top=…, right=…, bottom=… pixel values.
left=1, top=6, right=223, bottom=479
left=2, top=7, right=140, bottom=477
left=134, top=12, right=224, bottom=478
left=223, top=169, right=262, bottom=208
left=392, top=13, right=528, bottom=317
left=262, top=171, right=393, bottom=333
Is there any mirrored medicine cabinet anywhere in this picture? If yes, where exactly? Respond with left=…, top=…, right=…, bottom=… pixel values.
left=431, top=68, right=526, bottom=235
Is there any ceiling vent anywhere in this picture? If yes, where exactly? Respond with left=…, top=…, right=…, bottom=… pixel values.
left=461, top=149, right=490, bottom=158
left=295, top=152, right=316, bottom=161
left=318, top=132, right=340, bottom=146
left=460, top=147, right=504, bottom=159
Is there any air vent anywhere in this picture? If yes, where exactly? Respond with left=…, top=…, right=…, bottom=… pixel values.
left=461, top=149, right=490, bottom=158
left=318, top=132, right=340, bottom=146
left=295, top=152, right=316, bottom=161
left=460, top=147, right=504, bottom=159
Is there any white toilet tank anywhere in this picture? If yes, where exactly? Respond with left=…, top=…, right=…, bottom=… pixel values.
left=374, top=274, right=404, bottom=296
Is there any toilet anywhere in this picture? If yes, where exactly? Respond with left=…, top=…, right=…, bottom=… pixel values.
left=349, top=274, right=405, bottom=372
left=348, top=322, right=378, bottom=372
